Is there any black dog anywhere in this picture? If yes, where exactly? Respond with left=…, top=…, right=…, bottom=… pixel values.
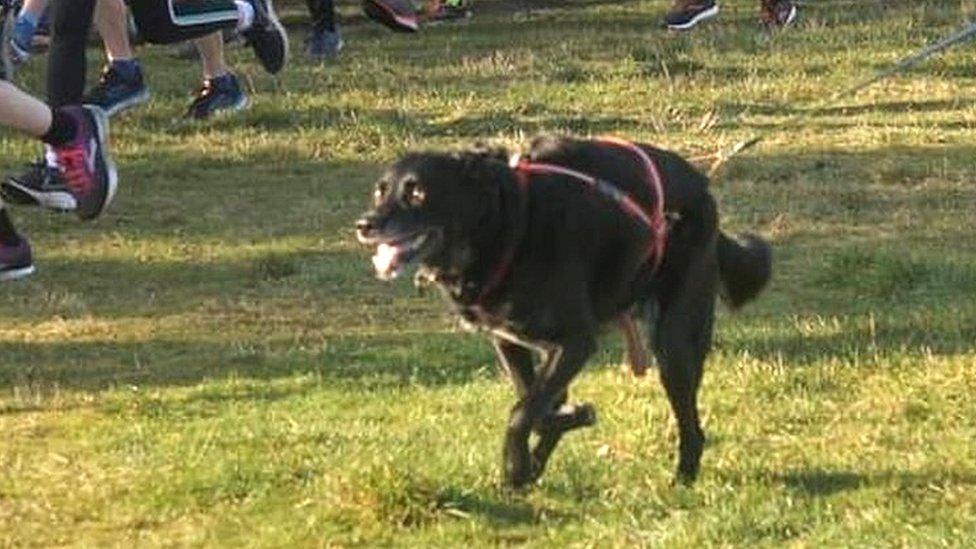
left=356, top=136, right=771, bottom=488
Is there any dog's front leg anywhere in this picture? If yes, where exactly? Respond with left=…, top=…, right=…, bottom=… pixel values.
left=503, top=336, right=595, bottom=490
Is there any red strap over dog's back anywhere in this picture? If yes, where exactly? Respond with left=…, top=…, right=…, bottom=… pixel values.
left=595, top=136, right=668, bottom=271
left=477, top=138, right=668, bottom=310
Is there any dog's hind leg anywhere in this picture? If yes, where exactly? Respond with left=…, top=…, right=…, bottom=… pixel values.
left=651, top=252, right=717, bottom=484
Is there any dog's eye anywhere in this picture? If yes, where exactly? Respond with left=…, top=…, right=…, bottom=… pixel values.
left=404, top=181, right=426, bottom=207
left=373, top=182, right=389, bottom=205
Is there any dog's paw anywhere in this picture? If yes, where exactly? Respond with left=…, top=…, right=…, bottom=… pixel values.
left=576, top=402, right=598, bottom=427
left=503, top=456, right=541, bottom=491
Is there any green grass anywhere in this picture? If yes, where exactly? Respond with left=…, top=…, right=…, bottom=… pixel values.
left=2, top=0, right=976, bottom=545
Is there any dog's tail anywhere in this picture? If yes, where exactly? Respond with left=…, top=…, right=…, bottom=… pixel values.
left=717, top=232, right=772, bottom=309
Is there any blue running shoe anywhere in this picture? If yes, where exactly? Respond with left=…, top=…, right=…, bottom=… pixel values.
left=186, top=73, right=249, bottom=120
left=0, top=238, right=34, bottom=282
left=84, top=61, right=151, bottom=117
left=305, top=26, right=342, bottom=60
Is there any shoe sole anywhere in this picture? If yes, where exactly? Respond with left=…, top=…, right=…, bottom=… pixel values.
left=0, top=265, right=36, bottom=282
left=363, top=0, right=420, bottom=33
left=667, top=5, right=719, bottom=30
left=189, top=94, right=251, bottom=120
left=85, top=105, right=119, bottom=220
left=263, top=0, right=289, bottom=74
left=2, top=178, right=77, bottom=210
left=100, top=87, right=151, bottom=117
left=782, top=5, right=797, bottom=26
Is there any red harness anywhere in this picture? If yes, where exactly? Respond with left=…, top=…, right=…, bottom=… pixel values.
left=477, top=137, right=668, bottom=303
left=473, top=139, right=668, bottom=376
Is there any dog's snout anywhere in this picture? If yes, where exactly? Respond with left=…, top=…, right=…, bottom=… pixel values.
left=356, top=215, right=378, bottom=241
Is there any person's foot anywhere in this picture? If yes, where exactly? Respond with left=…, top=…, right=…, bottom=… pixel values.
left=305, top=27, right=343, bottom=60
left=363, top=0, right=419, bottom=33
left=49, top=106, right=118, bottom=221
left=424, top=0, right=471, bottom=24
left=186, top=73, right=249, bottom=120
left=0, top=238, right=34, bottom=282
left=760, top=0, right=796, bottom=27
left=664, top=0, right=719, bottom=30
left=242, top=0, right=288, bottom=74
left=84, top=61, right=151, bottom=117
left=7, top=13, right=35, bottom=66
left=1, top=160, right=75, bottom=211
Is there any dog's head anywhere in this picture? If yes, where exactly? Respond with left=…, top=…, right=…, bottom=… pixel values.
left=355, top=148, right=512, bottom=280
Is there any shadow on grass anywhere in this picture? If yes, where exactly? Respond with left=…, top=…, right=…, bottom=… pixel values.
left=775, top=468, right=976, bottom=497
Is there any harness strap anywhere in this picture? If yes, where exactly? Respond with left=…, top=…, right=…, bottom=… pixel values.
left=596, top=137, right=668, bottom=271
left=475, top=169, right=530, bottom=305
left=475, top=139, right=668, bottom=310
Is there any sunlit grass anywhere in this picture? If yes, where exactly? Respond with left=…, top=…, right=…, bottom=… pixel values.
left=1, top=0, right=975, bottom=545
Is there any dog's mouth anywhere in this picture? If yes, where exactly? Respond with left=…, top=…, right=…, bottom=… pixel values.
left=368, top=230, right=439, bottom=281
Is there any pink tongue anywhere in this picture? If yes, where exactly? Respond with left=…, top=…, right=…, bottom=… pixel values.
left=372, top=243, right=401, bottom=279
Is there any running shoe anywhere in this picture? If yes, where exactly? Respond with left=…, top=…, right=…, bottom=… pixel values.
left=7, top=11, right=33, bottom=65
left=665, top=0, right=719, bottom=31
left=186, top=73, right=249, bottom=120
left=49, top=106, right=118, bottom=221
left=0, top=238, right=34, bottom=281
left=305, top=26, right=343, bottom=59
left=84, top=62, right=151, bottom=117
left=242, top=0, right=288, bottom=74
left=760, top=0, right=796, bottom=27
left=424, top=0, right=471, bottom=24
left=1, top=160, right=74, bottom=210
left=363, top=0, right=419, bottom=33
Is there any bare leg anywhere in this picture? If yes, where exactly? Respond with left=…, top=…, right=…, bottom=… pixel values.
left=0, top=81, right=52, bottom=137
left=194, top=31, right=229, bottom=79
left=94, top=0, right=134, bottom=62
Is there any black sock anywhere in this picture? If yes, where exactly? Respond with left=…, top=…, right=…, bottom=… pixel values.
left=40, top=108, right=78, bottom=147
left=0, top=208, right=22, bottom=247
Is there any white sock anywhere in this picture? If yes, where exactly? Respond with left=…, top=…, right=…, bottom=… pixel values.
left=235, top=1, right=255, bottom=32
left=44, top=145, right=58, bottom=169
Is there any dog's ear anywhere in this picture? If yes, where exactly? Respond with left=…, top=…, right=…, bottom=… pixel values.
left=526, top=135, right=575, bottom=163
left=468, top=142, right=512, bottom=164
left=452, top=148, right=512, bottom=193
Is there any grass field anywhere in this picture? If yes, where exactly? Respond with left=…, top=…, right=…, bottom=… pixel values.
left=2, top=0, right=976, bottom=545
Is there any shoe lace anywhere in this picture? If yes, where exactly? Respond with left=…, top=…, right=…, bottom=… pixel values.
left=56, top=148, right=92, bottom=195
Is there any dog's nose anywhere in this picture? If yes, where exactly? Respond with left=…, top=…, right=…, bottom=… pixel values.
left=356, top=216, right=376, bottom=240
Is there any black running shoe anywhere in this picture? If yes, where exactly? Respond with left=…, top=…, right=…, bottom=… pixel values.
left=0, top=237, right=33, bottom=282
left=760, top=0, right=796, bottom=27
left=186, top=73, right=249, bottom=120
left=242, top=0, right=288, bottom=74
left=665, top=0, right=719, bottom=30
left=2, top=160, right=75, bottom=211
left=84, top=62, right=151, bottom=117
